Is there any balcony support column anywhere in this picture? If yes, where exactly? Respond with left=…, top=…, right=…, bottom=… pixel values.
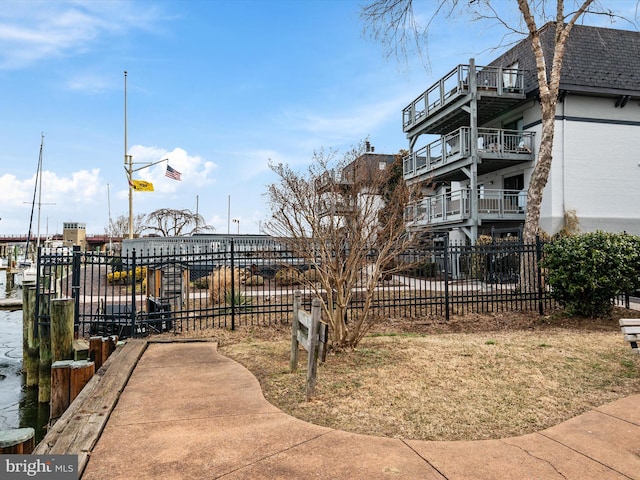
left=469, top=58, right=479, bottom=244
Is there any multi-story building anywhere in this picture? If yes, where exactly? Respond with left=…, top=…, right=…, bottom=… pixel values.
left=315, top=141, right=397, bottom=221
left=403, top=23, right=640, bottom=243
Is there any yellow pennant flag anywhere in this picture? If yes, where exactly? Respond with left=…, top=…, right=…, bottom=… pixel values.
left=129, top=179, right=154, bottom=192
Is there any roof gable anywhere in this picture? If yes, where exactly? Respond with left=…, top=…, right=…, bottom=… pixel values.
left=490, top=23, right=640, bottom=95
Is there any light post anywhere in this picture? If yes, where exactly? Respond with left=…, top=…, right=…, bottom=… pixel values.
left=232, top=218, right=240, bottom=234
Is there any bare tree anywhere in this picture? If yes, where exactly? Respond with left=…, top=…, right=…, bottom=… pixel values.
left=142, top=208, right=214, bottom=237
left=362, top=0, right=634, bottom=243
left=263, top=142, right=422, bottom=350
left=106, top=213, right=146, bottom=238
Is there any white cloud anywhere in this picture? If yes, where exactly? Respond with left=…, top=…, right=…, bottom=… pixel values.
left=0, top=167, right=104, bottom=234
left=282, top=94, right=406, bottom=145
left=127, top=144, right=217, bottom=192
left=0, top=0, right=166, bottom=70
left=66, top=72, right=114, bottom=93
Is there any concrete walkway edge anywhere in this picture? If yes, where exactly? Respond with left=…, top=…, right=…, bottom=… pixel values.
left=75, top=340, right=640, bottom=479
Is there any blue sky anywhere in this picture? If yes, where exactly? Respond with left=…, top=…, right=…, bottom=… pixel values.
left=1, top=0, right=637, bottom=236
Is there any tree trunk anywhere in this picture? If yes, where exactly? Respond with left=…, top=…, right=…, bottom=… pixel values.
left=523, top=103, right=556, bottom=244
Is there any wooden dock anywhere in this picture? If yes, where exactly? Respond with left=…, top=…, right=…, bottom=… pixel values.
left=33, top=339, right=147, bottom=475
left=0, top=298, right=22, bottom=310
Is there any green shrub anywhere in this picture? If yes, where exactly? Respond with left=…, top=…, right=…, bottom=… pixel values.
left=415, top=261, right=439, bottom=278
left=542, top=231, right=640, bottom=317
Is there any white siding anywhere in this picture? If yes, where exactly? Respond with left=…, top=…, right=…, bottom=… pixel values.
left=540, top=95, right=640, bottom=235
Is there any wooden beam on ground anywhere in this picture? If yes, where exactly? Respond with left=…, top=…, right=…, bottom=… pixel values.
left=33, top=339, right=147, bottom=477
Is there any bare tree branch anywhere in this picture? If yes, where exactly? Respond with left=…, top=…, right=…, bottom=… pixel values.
left=263, top=142, right=424, bottom=349
left=142, top=208, right=214, bottom=237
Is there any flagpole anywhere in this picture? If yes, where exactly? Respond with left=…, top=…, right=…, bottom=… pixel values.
left=125, top=71, right=134, bottom=239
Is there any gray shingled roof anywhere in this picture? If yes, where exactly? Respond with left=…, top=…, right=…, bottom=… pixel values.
left=490, top=23, right=640, bottom=96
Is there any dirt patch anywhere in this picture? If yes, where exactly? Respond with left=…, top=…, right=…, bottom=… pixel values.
left=154, top=307, right=640, bottom=441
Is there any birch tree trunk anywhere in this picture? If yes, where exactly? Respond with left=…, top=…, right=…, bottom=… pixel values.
left=519, top=0, right=594, bottom=244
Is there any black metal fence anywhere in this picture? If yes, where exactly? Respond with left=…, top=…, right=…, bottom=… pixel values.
left=35, top=239, right=557, bottom=339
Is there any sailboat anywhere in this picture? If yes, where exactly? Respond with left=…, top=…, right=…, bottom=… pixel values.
left=15, top=135, right=45, bottom=287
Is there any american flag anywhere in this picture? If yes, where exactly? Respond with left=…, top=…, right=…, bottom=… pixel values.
left=165, top=164, right=182, bottom=181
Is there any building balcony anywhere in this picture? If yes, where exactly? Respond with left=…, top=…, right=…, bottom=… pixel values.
left=402, top=64, right=526, bottom=136
left=403, top=128, right=535, bottom=184
left=315, top=170, right=355, bottom=194
left=405, top=188, right=526, bottom=228
left=316, top=197, right=357, bottom=218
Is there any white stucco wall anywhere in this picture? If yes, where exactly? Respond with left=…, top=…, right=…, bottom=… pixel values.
left=542, top=95, right=640, bottom=235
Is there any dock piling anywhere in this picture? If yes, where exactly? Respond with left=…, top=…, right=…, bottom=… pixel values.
left=22, top=281, right=39, bottom=387
left=51, top=297, right=74, bottom=362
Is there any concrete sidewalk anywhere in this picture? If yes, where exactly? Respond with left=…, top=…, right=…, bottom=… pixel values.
left=81, top=341, right=640, bottom=480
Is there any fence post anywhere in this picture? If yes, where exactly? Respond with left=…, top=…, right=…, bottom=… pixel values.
left=536, top=235, right=544, bottom=315
left=443, top=236, right=450, bottom=321
left=625, top=293, right=630, bottom=310
left=130, top=249, right=137, bottom=337
left=290, top=290, right=301, bottom=372
left=71, top=245, right=81, bottom=330
left=230, top=238, right=236, bottom=331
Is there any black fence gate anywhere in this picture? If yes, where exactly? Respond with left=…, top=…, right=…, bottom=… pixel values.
left=35, top=239, right=558, bottom=339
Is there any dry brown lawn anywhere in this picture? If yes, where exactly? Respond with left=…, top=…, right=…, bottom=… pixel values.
left=160, top=307, right=640, bottom=441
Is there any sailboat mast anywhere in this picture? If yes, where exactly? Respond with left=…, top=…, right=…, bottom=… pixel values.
left=25, top=134, right=44, bottom=258
left=36, top=135, right=44, bottom=250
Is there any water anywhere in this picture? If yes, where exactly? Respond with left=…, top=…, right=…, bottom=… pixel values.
left=0, top=270, right=49, bottom=443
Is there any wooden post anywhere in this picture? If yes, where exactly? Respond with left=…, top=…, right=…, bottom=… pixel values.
left=290, top=294, right=326, bottom=401
left=50, top=360, right=73, bottom=420
left=101, top=337, right=111, bottom=366
left=107, top=335, right=118, bottom=357
left=70, top=361, right=95, bottom=402
left=318, top=321, right=329, bottom=363
left=290, top=290, right=301, bottom=372
left=6, top=250, right=14, bottom=289
left=306, top=298, right=321, bottom=401
left=51, top=298, right=74, bottom=362
left=90, top=336, right=103, bottom=370
left=22, top=281, right=39, bottom=387
left=38, top=293, right=52, bottom=403
left=73, top=338, right=90, bottom=361
left=0, top=428, right=35, bottom=454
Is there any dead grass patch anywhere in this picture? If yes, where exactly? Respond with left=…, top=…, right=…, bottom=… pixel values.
left=158, top=307, right=640, bottom=441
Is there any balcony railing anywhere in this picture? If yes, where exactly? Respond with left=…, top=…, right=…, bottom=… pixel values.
left=405, top=188, right=526, bottom=226
left=316, top=195, right=357, bottom=218
left=315, top=169, right=356, bottom=193
left=402, top=64, right=525, bottom=131
left=403, top=128, right=534, bottom=179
